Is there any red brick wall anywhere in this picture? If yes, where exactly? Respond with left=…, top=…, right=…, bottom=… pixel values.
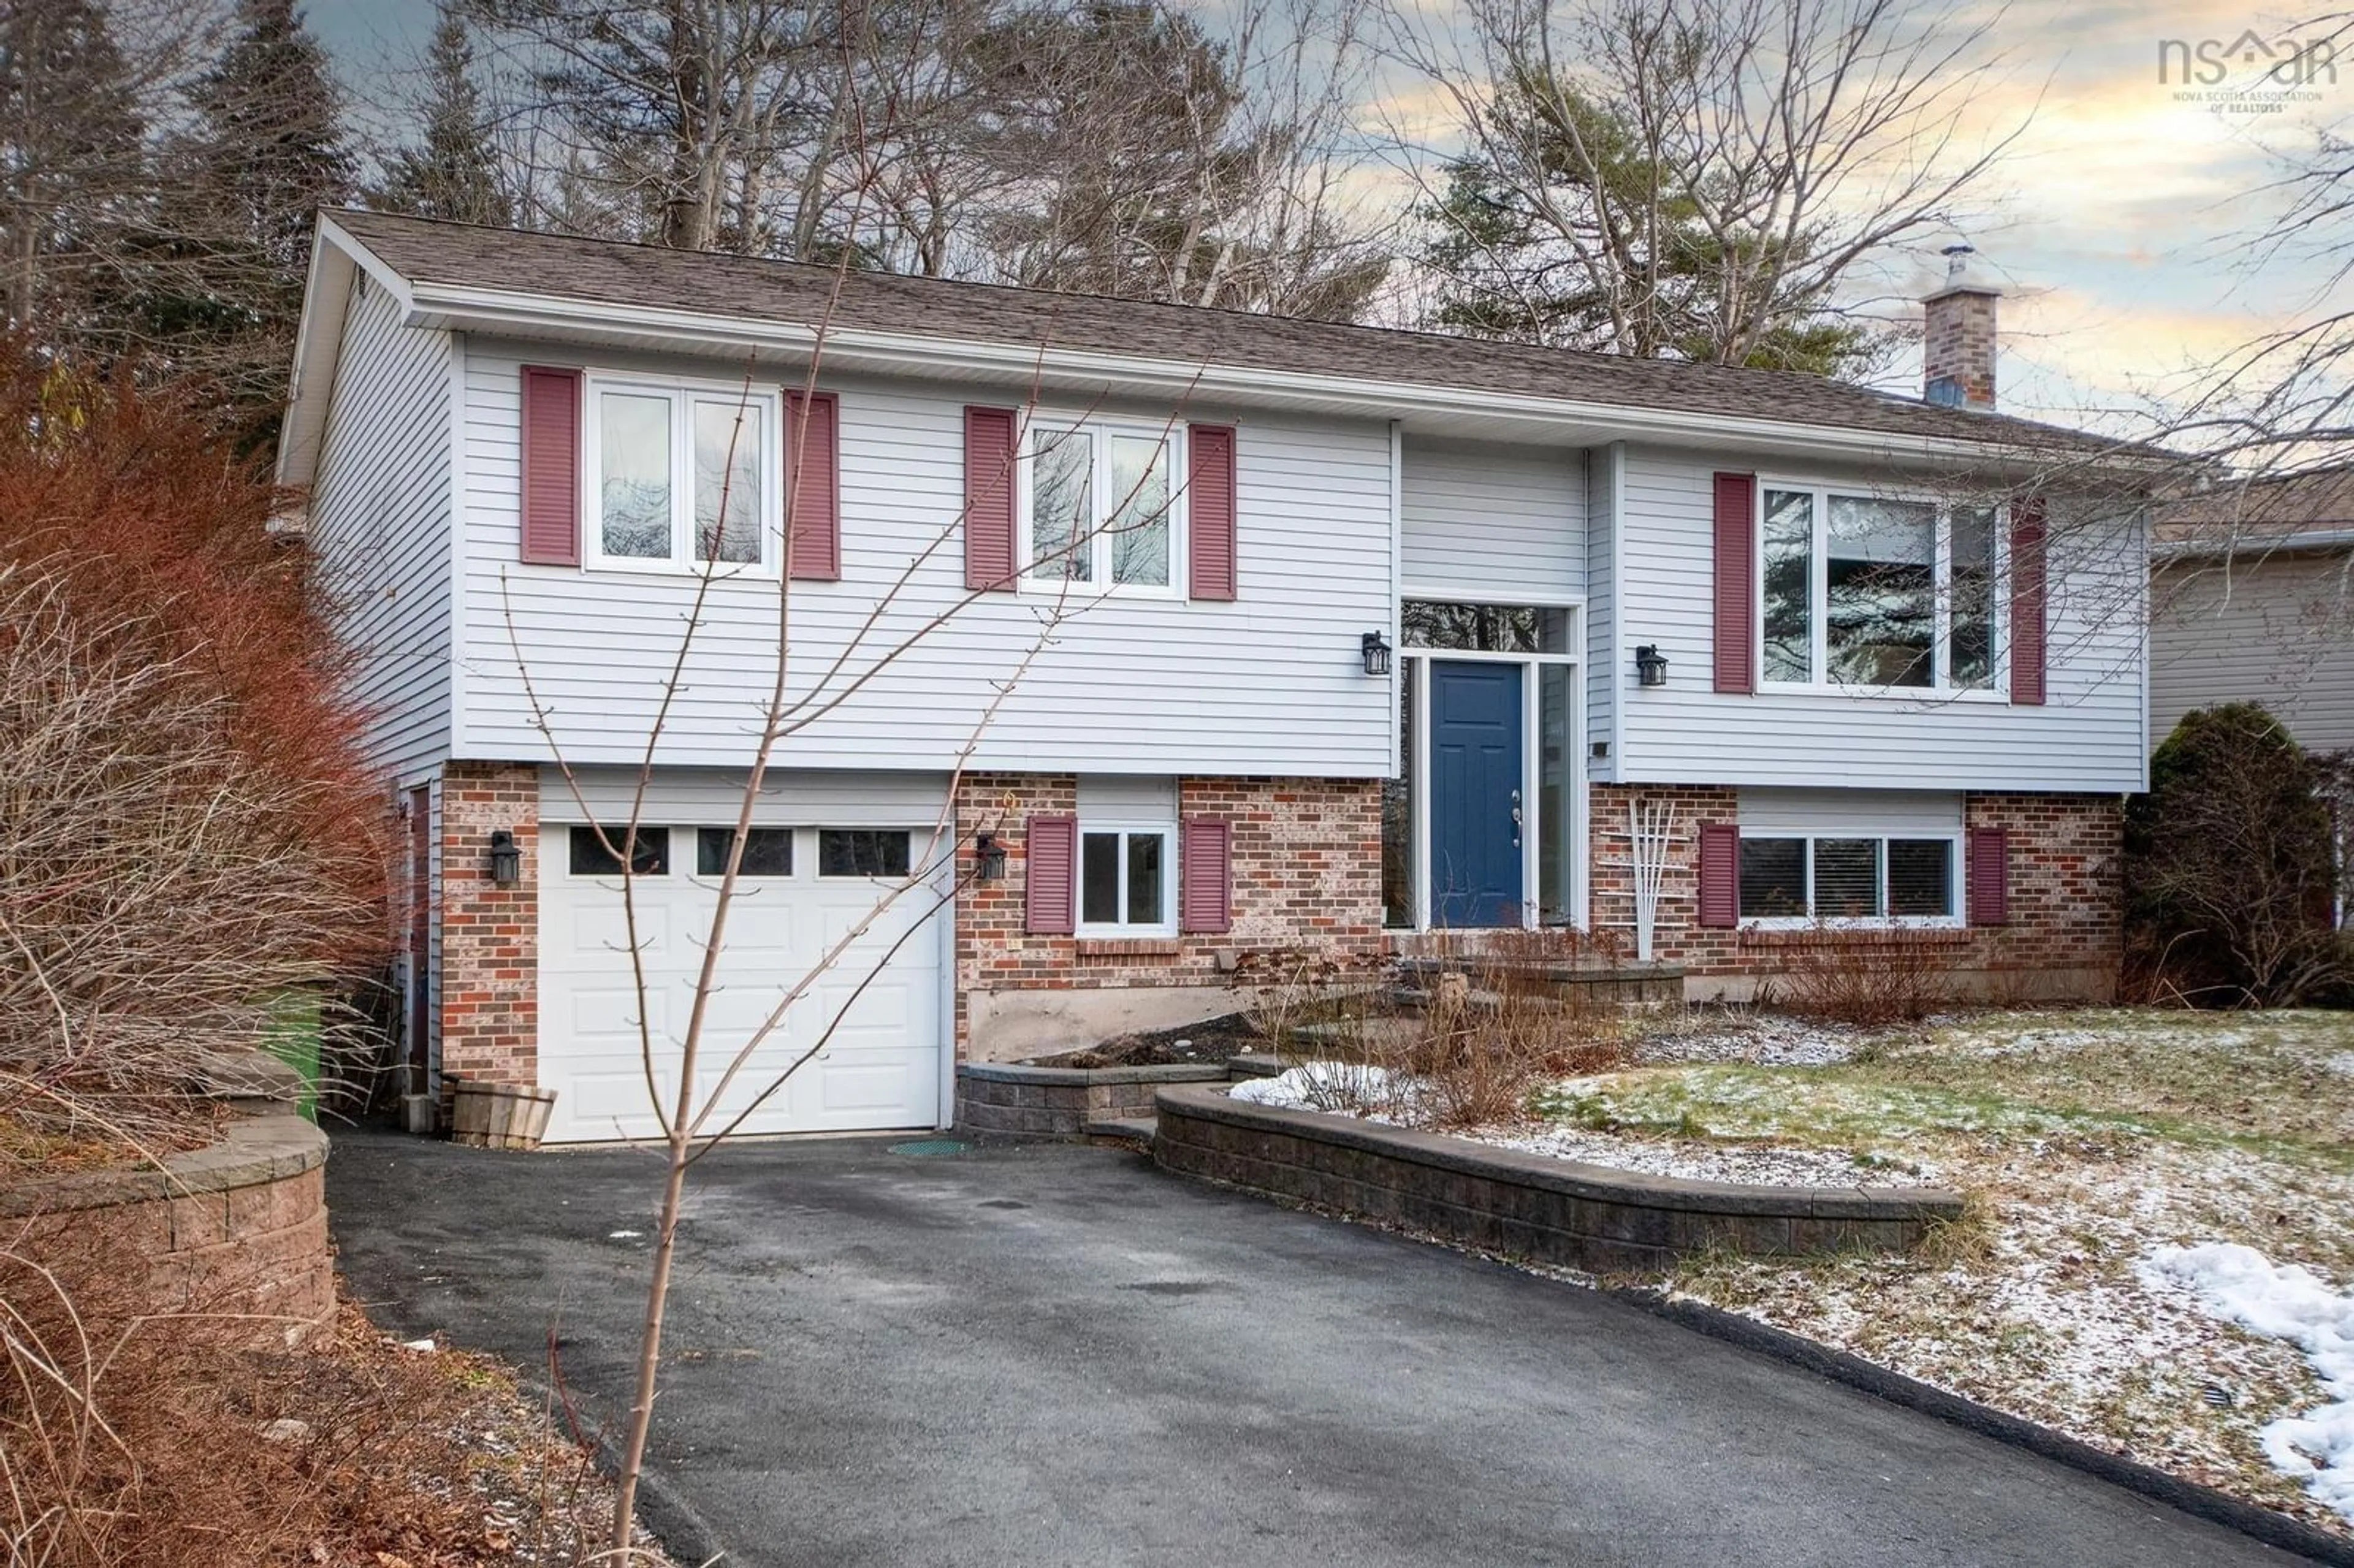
left=954, top=773, right=1384, bottom=1047
left=1587, top=783, right=2121, bottom=996
left=1924, top=286, right=1998, bottom=408
left=439, top=761, right=539, bottom=1086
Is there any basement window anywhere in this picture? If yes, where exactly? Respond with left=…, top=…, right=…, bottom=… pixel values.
left=1079, top=824, right=1175, bottom=934
left=1737, top=834, right=1957, bottom=923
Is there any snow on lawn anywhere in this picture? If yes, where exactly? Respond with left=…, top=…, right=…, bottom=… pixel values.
left=1485, top=1123, right=1934, bottom=1189
left=2143, top=1243, right=2354, bottom=1523
left=1630, top=1008, right=2354, bottom=1540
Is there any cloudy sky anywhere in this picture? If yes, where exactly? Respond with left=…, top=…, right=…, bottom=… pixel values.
left=301, top=0, right=2347, bottom=438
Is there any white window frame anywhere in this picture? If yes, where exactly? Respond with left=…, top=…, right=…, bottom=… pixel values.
left=1735, top=831, right=1963, bottom=929
left=1016, top=416, right=1188, bottom=599
left=580, top=372, right=784, bottom=577
left=1390, top=597, right=1586, bottom=934
left=1075, top=821, right=1178, bottom=937
left=1754, top=479, right=2009, bottom=700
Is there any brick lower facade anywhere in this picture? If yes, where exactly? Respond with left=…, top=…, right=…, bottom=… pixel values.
left=1588, top=783, right=2122, bottom=999
left=419, top=761, right=2124, bottom=1095
left=954, top=772, right=1384, bottom=1049
left=438, top=761, right=540, bottom=1086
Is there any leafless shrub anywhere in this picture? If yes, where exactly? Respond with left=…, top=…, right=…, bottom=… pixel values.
left=1234, top=944, right=1385, bottom=1052
left=1252, top=929, right=1629, bottom=1128
left=0, top=565, right=379, bottom=1154
left=0, top=1232, right=638, bottom=1567
left=1760, top=927, right=1959, bottom=1027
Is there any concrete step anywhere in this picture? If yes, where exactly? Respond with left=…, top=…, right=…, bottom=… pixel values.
left=1084, top=1115, right=1158, bottom=1144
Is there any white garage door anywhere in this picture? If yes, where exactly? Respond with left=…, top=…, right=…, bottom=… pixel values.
left=536, top=822, right=945, bottom=1144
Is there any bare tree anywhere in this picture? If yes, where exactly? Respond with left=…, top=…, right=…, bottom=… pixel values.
left=972, top=0, right=1387, bottom=315
left=0, top=0, right=214, bottom=362
left=1384, top=0, right=2028, bottom=371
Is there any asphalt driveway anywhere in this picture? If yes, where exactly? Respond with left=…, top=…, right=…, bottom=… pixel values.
left=329, top=1128, right=2306, bottom=1568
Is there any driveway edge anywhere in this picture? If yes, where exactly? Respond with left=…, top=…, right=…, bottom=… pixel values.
left=1615, top=1289, right=2354, bottom=1568
left=522, top=1374, right=729, bottom=1568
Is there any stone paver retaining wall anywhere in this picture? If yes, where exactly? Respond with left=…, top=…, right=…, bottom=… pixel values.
left=1152, top=1084, right=1963, bottom=1274
left=4, top=1104, right=333, bottom=1345
left=958, top=1062, right=1230, bottom=1137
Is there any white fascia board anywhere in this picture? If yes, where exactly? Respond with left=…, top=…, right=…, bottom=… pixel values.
left=2152, top=528, right=2354, bottom=561
left=278, top=217, right=424, bottom=490
left=400, top=280, right=2134, bottom=476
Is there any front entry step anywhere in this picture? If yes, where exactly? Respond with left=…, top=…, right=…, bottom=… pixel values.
left=1085, top=1115, right=1158, bottom=1145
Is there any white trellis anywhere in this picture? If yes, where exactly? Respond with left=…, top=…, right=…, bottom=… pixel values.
left=1629, top=799, right=1678, bottom=962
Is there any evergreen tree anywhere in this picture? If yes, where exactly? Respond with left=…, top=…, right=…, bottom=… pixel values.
left=0, top=0, right=148, bottom=349
left=371, top=6, right=512, bottom=227
left=1419, top=76, right=1880, bottom=376
left=146, top=0, right=354, bottom=438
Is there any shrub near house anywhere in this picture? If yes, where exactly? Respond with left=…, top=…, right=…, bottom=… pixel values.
left=2127, top=702, right=2350, bottom=1006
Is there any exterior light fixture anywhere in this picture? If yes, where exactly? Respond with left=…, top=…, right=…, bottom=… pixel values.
left=1634, top=645, right=1669, bottom=688
left=1360, top=630, right=1393, bottom=677
left=974, top=831, right=1008, bottom=882
left=489, top=829, right=522, bottom=888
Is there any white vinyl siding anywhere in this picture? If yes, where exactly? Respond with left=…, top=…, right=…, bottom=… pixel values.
left=1613, top=447, right=2147, bottom=791
left=1739, top=788, right=1964, bottom=835
left=458, top=347, right=1394, bottom=776
left=539, top=767, right=952, bottom=829
left=1400, top=436, right=1586, bottom=601
left=2151, top=549, right=2354, bottom=754
left=307, top=273, right=455, bottom=782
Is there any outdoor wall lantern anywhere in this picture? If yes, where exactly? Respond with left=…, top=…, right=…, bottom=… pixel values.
left=1634, top=644, right=1669, bottom=688
left=1360, top=630, right=1393, bottom=677
left=974, top=831, right=1008, bottom=882
left=489, top=829, right=521, bottom=888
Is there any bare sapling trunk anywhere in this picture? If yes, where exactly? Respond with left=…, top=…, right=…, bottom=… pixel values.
left=491, top=126, right=1206, bottom=1543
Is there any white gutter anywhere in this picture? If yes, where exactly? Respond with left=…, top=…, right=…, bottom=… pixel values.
left=395, top=276, right=2149, bottom=476
left=2153, top=527, right=2354, bottom=561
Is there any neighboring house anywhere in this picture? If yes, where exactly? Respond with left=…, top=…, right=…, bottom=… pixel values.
left=283, top=217, right=2154, bottom=1144
left=2150, top=466, right=2354, bottom=755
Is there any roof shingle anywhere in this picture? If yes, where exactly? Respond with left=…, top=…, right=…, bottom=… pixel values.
left=329, top=208, right=2130, bottom=455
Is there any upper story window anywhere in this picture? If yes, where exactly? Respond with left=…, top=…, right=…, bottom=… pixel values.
left=585, top=376, right=779, bottom=574
left=1761, top=485, right=1999, bottom=692
left=1021, top=420, right=1183, bottom=593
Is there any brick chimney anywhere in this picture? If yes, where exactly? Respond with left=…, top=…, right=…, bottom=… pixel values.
left=1922, top=243, right=2000, bottom=411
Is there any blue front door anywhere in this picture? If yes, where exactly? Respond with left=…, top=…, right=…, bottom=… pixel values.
left=1429, top=660, right=1524, bottom=928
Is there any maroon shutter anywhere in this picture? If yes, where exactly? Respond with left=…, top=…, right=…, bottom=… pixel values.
left=519, top=367, right=581, bottom=565
left=1968, top=827, right=2011, bottom=926
left=1697, top=823, right=1740, bottom=928
left=966, top=406, right=1018, bottom=592
left=2009, top=497, right=2047, bottom=706
left=1024, top=813, right=1076, bottom=935
left=1178, top=818, right=1233, bottom=934
left=1187, top=424, right=1237, bottom=601
left=1712, top=471, right=1756, bottom=693
left=786, top=390, right=840, bottom=581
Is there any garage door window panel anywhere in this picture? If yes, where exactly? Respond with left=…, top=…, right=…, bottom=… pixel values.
left=568, top=824, right=672, bottom=876
left=819, top=830, right=912, bottom=878
left=696, top=826, right=795, bottom=877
